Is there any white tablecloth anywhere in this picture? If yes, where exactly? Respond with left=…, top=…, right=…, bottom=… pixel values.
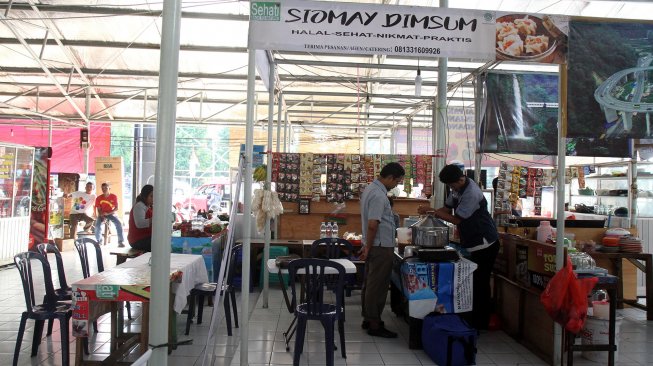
left=100, top=252, right=208, bottom=313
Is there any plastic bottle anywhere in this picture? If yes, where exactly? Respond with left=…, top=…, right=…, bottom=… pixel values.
left=536, top=221, right=552, bottom=243
left=182, top=239, right=191, bottom=254
left=326, top=222, right=333, bottom=238
left=332, top=222, right=339, bottom=238
left=320, top=222, right=327, bottom=239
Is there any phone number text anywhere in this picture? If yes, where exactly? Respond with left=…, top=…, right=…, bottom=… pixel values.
left=394, top=46, right=441, bottom=55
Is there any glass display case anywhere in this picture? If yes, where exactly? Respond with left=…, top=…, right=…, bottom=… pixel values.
left=0, top=145, right=34, bottom=218
left=0, top=143, right=34, bottom=266
left=567, top=162, right=632, bottom=223
left=635, top=162, right=653, bottom=218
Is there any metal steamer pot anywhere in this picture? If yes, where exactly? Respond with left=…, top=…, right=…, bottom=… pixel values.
left=410, top=215, right=449, bottom=248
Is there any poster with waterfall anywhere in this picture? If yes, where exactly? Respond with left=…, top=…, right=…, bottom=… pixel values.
left=481, top=72, right=559, bottom=155
left=568, top=20, right=653, bottom=139
left=481, top=72, right=631, bottom=157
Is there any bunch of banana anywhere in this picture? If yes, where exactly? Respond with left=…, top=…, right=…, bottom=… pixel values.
left=253, top=165, right=267, bottom=182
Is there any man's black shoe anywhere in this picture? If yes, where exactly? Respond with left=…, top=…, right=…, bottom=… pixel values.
left=361, top=320, right=384, bottom=330
left=367, top=327, right=397, bottom=338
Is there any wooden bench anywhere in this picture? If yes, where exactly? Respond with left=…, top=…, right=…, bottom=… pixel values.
left=110, top=247, right=144, bottom=265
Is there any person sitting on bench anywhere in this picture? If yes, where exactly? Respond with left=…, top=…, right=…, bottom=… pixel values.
left=128, top=184, right=154, bottom=252
left=94, top=182, right=125, bottom=247
left=69, top=182, right=96, bottom=240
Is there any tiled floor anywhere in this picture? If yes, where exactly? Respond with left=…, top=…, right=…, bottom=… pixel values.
left=0, top=245, right=652, bottom=365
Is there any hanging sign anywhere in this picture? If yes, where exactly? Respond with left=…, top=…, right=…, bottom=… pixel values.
left=248, top=0, right=496, bottom=60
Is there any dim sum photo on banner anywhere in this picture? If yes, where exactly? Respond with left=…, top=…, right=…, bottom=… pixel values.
left=480, top=72, right=559, bottom=155
left=495, top=13, right=568, bottom=64
left=568, top=20, right=653, bottom=139
left=481, top=72, right=631, bottom=157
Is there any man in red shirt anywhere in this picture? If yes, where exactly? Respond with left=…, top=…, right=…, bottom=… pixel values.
left=94, top=182, right=125, bottom=247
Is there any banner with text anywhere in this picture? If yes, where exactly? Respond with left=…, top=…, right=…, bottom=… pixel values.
left=248, top=0, right=496, bottom=59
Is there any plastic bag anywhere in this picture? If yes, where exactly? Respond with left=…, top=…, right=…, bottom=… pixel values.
left=540, top=257, right=598, bottom=334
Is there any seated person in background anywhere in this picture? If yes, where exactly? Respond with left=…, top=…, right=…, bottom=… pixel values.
left=69, top=182, right=96, bottom=239
left=128, top=185, right=154, bottom=252
left=94, top=182, right=125, bottom=247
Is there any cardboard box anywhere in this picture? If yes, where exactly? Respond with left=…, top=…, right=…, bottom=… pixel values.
left=55, top=238, right=75, bottom=252
left=400, top=259, right=477, bottom=313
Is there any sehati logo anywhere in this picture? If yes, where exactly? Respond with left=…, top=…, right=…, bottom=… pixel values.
left=251, top=2, right=281, bottom=21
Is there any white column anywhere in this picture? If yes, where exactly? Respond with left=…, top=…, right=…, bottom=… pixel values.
left=553, top=63, right=568, bottom=366
left=240, top=47, right=257, bottom=366
left=433, top=0, right=449, bottom=205
left=149, top=0, right=182, bottom=365
left=84, top=88, right=91, bottom=175
left=474, top=76, right=483, bottom=183
left=263, top=62, right=275, bottom=307
left=434, top=58, right=448, bottom=208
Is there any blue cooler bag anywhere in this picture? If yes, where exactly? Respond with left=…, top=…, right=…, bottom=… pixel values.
left=422, top=313, right=477, bottom=366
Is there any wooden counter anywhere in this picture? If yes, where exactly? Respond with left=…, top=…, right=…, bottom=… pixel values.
left=495, top=232, right=653, bottom=365
left=503, top=226, right=640, bottom=301
left=277, top=198, right=427, bottom=240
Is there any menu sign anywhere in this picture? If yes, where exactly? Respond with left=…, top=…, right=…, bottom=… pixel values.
left=0, top=151, right=15, bottom=179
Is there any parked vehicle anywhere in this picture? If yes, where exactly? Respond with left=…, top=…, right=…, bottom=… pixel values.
left=174, top=181, right=229, bottom=217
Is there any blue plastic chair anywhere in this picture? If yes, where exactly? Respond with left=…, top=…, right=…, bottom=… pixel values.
left=13, top=252, right=72, bottom=366
left=310, top=238, right=359, bottom=296
left=310, top=238, right=356, bottom=260
left=36, top=242, right=71, bottom=301
left=74, top=238, right=104, bottom=278
left=185, top=244, right=239, bottom=336
left=36, top=243, right=72, bottom=336
left=288, top=258, right=346, bottom=366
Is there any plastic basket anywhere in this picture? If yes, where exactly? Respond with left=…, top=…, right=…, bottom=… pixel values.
left=260, top=246, right=290, bottom=286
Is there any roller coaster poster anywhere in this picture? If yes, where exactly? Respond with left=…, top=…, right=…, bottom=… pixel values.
left=568, top=20, right=653, bottom=142
left=481, top=71, right=631, bottom=158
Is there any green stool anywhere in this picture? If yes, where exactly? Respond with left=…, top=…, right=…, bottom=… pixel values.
left=260, top=246, right=290, bottom=286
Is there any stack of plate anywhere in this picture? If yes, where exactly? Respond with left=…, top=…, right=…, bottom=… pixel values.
left=619, top=235, right=643, bottom=253
left=601, top=235, right=621, bottom=252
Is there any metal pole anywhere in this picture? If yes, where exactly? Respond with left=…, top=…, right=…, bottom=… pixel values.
left=631, top=155, right=637, bottom=227
left=48, top=118, right=52, bottom=147
left=262, top=62, right=275, bottom=308
left=133, top=124, right=142, bottom=201
left=474, top=76, right=483, bottom=183
left=240, top=47, right=257, bottom=366
left=284, top=111, right=289, bottom=152
left=276, top=92, right=282, bottom=153
left=274, top=93, right=282, bottom=238
left=407, top=116, right=413, bottom=157
left=364, top=102, right=370, bottom=153
left=434, top=46, right=448, bottom=207
left=149, top=0, right=181, bottom=364
left=84, top=87, right=91, bottom=176
left=553, top=63, right=568, bottom=366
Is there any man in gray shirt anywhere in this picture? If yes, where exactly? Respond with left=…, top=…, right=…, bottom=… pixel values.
left=359, top=162, right=405, bottom=338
